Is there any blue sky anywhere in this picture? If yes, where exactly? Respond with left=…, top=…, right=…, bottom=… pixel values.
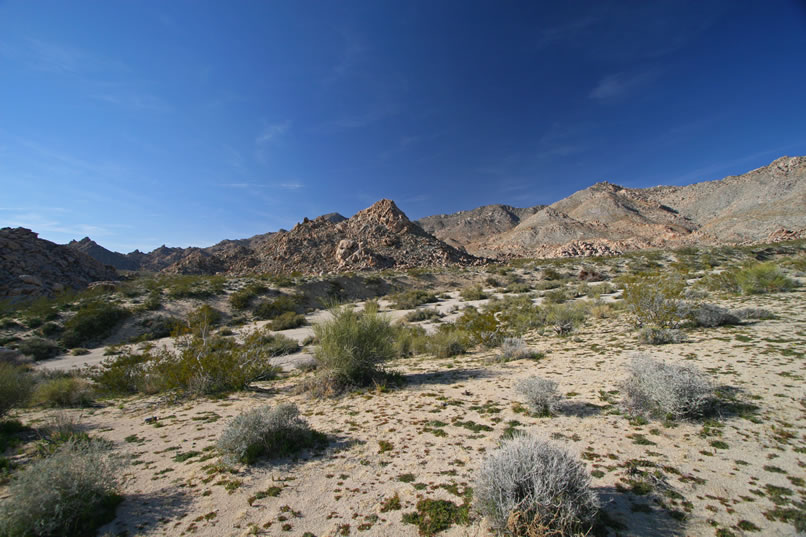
left=2, top=1, right=805, bottom=253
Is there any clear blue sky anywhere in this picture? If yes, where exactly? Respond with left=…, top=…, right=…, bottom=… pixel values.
left=2, top=1, right=805, bottom=253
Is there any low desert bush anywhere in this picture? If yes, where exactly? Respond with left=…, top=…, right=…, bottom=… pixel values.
left=313, top=307, right=396, bottom=386
left=691, top=304, right=740, bottom=328
left=133, top=315, right=184, bottom=341
left=16, top=337, right=62, bottom=361
left=165, top=274, right=225, bottom=299
left=474, top=434, right=599, bottom=536
left=734, top=262, right=796, bottom=295
left=515, top=376, right=560, bottom=416
left=542, top=288, right=569, bottom=304
left=427, top=328, right=470, bottom=358
left=622, top=354, right=714, bottom=420
left=389, top=290, right=438, bottom=310
left=253, top=295, right=299, bottom=320
left=229, top=283, right=268, bottom=311
left=270, top=311, right=307, bottom=330
left=61, top=301, right=130, bottom=348
left=0, top=441, right=122, bottom=537
left=544, top=303, right=588, bottom=335
left=393, top=325, right=428, bottom=357
left=0, top=363, right=33, bottom=417
left=460, top=285, right=487, bottom=301
left=217, top=403, right=325, bottom=464
left=454, top=308, right=506, bottom=347
left=31, top=376, right=94, bottom=408
left=403, top=308, right=443, bottom=323
left=496, top=338, right=540, bottom=362
left=37, top=321, right=62, bottom=338
left=637, top=327, right=686, bottom=345
left=732, top=307, right=774, bottom=321
left=622, top=275, right=689, bottom=329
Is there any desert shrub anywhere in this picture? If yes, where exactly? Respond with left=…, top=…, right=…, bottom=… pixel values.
left=622, top=275, right=689, bottom=328
left=460, top=285, right=487, bottom=301
left=184, top=304, right=222, bottom=337
left=474, top=434, right=599, bottom=536
left=394, top=325, right=428, bottom=358
left=404, top=308, right=443, bottom=323
left=313, top=307, right=396, bottom=386
left=389, top=290, right=438, bottom=310
left=229, top=283, right=268, bottom=311
left=70, top=348, right=90, bottom=356
left=485, top=276, right=501, bottom=287
left=732, top=307, right=774, bottom=320
left=542, top=288, right=568, bottom=304
left=544, top=303, right=588, bottom=335
left=734, top=262, right=796, bottom=295
left=692, top=304, right=740, bottom=328
left=490, top=295, right=545, bottom=335
left=134, top=315, right=183, bottom=341
left=637, top=327, right=686, bottom=345
left=61, top=302, right=130, bottom=348
left=37, top=322, right=62, bottom=338
left=623, top=354, right=714, bottom=420
left=269, top=311, right=306, bottom=331
left=454, top=308, right=507, bottom=347
left=0, top=363, right=33, bottom=417
left=427, top=328, right=470, bottom=358
left=165, top=274, right=225, bottom=299
left=217, top=403, right=325, bottom=464
left=0, top=440, right=122, bottom=537
left=16, top=337, right=62, bottom=361
left=505, top=282, right=531, bottom=294
left=253, top=295, right=299, bottom=320
left=31, top=376, right=94, bottom=408
left=515, top=377, right=560, bottom=416
left=362, top=299, right=380, bottom=315
left=496, top=338, right=540, bottom=362
left=90, top=329, right=287, bottom=396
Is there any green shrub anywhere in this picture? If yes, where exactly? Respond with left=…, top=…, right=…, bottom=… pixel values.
left=0, top=441, right=122, bottom=537
left=542, top=288, right=569, bottom=304
left=454, top=308, right=506, bottom=347
left=459, top=285, right=487, bottom=301
left=217, top=404, right=326, bottom=464
left=544, top=303, right=588, bottom=335
left=427, top=328, right=470, bottom=358
left=393, top=325, right=428, bottom=357
left=734, top=263, right=796, bottom=295
left=269, top=312, right=306, bottom=331
left=16, top=337, right=62, bottom=361
left=389, top=290, right=438, bottom=310
left=229, top=283, right=268, bottom=311
left=0, top=363, right=33, bottom=417
left=37, top=322, right=62, bottom=338
left=32, top=376, right=94, bottom=408
left=637, top=327, right=686, bottom=345
left=403, top=308, right=443, bottom=323
left=622, top=275, right=688, bottom=329
left=313, top=307, right=396, bottom=386
left=61, top=302, right=130, bottom=348
left=164, top=274, right=225, bottom=299
left=253, top=295, right=299, bottom=320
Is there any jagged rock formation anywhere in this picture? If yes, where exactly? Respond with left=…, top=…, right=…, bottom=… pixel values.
left=417, top=204, right=544, bottom=254
left=1, top=228, right=118, bottom=300
left=229, top=199, right=483, bottom=274
left=67, top=237, right=140, bottom=271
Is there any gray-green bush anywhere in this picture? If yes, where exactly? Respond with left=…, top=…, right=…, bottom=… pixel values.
left=474, top=434, right=599, bottom=536
left=623, top=354, right=714, bottom=420
left=0, top=441, right=122, bottom=537
left=0, top=363, right=33, bottom=417
left=515, top=376, right=560, bottom=416
left=217, top=404, right=325, bottom=464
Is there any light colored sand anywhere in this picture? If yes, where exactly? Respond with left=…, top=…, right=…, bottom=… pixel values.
left=10, top=288, right=805, bottom=536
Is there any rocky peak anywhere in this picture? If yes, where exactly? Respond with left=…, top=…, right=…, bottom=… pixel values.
left=349, top=199, right=421, bottom=235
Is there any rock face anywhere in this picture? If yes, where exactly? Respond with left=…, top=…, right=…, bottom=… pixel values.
left=417, top=204, right=544, bottom=254
left=0, top=228, right=118, bottom=300
left=229, top=199, right=483, bottom=274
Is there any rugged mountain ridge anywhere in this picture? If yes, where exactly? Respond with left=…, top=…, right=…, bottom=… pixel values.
left=67, top=237, right=141, bottom=271
left=1, top=227, right=118, bottom=300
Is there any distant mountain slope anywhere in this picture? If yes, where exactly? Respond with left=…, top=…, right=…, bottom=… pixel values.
left=417, top=204, right=544, bottom=254
left=1, top=228, right=118, bottom=300
left=67, top=237, right=140, bottom=271
left=479, top=156, right=806, bottom=257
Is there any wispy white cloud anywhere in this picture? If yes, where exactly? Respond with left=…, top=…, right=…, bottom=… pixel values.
left=589, top=69, right=660, bottom=100
left=326, top=29, right=368, bottom=84
left=91, top=91, right=172, bottom=112
left=256, top=121, right=291, bottom=146
left=275, top=182, right=303, bottom=190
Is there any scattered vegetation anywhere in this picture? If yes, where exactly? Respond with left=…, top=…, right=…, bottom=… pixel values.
left=515, top=377, right=561, bottom=416
left=15, top=337, right=62, bottom=361
left=0, top=363, right=33, bottom=417
left=61, top=301, right=130, bottom=348
left=389, top=290, right=438, bottom=310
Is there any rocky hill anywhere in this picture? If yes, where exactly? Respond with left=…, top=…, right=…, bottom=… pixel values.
left=67, top=237, right=140, bottom=271
left=228, top=199, right=483, bottom=274
left=476, top=156, right=806, bottom=257
left=1, top=227, right=118, bottom=300
left=416, top=204, right=544, bottom=254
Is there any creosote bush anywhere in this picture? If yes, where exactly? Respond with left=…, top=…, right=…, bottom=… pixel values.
left=313, top=307, right=396, bottom=387
left=217, top=403, right=325, bottom=464
left=15, top=337, right=62, bottom=361
left=637, top=327, right=686, bottom=345
left=515, top=376, right=560, bottom=416
left=475, top=434, right=599, bottom=536
left=253, top=295, right=299, bottom=320
left=269, top=311, right=307, bottom=331
left=497, top=338, right=540, bottom=362
left=389, top=289, right=438, bottom=310
left=623, top=354, right=714, bottom=420
left=0, top=363, right=33, bottom=417
left=622, top=275, right=689, bottom=329
left=32, top=375, right=94, bottom=408
left=0, top=441, right=122, bottom=537
left=734, top=262, right=796, bottom=295
left=460, top=285, right=487, bottom=301
left=60, top=301, right=130, bottom=348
